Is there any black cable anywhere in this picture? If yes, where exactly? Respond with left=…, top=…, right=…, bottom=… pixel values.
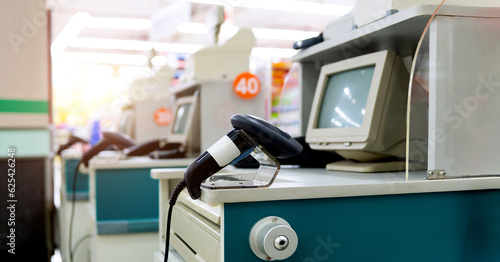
left=71, top=233, right=92, bottom=258
left=164, top=204, right=174, bottom=261
left=164, top=179, right=187, bottom=262
left=69, top=159, right=82, bottom=262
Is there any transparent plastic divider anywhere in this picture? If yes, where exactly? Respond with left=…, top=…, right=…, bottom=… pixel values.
left=406, top=33, right=430, bottom=179
left=407, top=15, right=500, bottom=179
left=201, top=143, right=280, bottom=190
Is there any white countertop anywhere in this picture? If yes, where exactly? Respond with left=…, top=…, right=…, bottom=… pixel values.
left=151, top=167, right=500, bottom=205
left=89, top=155, right=195, bottom=170
left=151, top=168, right=186, bottom=179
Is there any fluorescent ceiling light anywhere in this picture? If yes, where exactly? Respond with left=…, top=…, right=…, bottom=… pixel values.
left=252, top=28, right=318, bottom=41
left=118, top=66, right=152, bottom=78
left=54, top=52, right=148, bottom=66
left=87, top=17, right=152, bottom=30
left=55, top=47, right=295, bottom=64
left=69, top=38, right=154, bottom=51
left=69, top=37, right=202, bottom=54
left=177, top=22, right=209, bottom=34
left=151, top=56, right=168, bottom=66
left=52, top=13, right=152, bottom=55
left=120, top=40, right=154, bottom=51
left=69, top=38, right=120, bottom=49
left=178, top=22, right=319, bottom=41
left=153, top=43, right=203, bottom=53
left=67, top=37, right=297, bottom=58
left=252, top=47, right=298, bottom=59
left=51, top=12, right=91, bottom=55
left=190, top=0, right=353, bottom=16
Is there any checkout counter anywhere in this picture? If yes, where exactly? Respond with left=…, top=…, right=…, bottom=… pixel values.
left=87, top=156, right=194, bottom=262
left=152, top=4, right=500, bottom=262
left=58, top=152, right=91, bottom=262
left=152, top=168, right=500, bottom=261
left=58, top=150, right=194, bottom=262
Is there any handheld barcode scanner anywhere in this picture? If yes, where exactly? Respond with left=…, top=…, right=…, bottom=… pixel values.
left=184, top=113, right=303, bottom=199
left=56, top=134, right=89, bottom=156
left=123, top=139, right=185, bottom=159
left=81, top=131, right=136, bottom=167
left=164, top=114, right=302, bottom=262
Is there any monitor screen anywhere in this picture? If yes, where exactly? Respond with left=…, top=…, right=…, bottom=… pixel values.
left=167, top=94, right=200, bottom=153
left=172, top=103, right=191, bottom=134
left=316, top=66, right=375, bottom=129
left=306, top=50, right=410, bottom=170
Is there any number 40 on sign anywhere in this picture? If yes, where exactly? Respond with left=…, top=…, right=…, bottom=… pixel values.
left=233, top=72, right=261, bottom=100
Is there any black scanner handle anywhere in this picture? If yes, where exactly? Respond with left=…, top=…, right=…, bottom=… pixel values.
left=56, top=135, right=88, bottom=156
left=124, top=139, right=184, bottom=157
left=293, top=33, right=323, bottom=50
left=81, top=132, right=136, bottom=167
left=231, top=114, right=302, bottom=159
left=184, top=114, right=302, bottom=199
left=123, top=139, right=162, bottom=157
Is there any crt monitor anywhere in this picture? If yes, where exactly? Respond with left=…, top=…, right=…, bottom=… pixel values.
left=168, top=93, right=200, bottom=153
left=305, top=50, right=410, bottom=172
left=123, top=93, right=200, bottom=158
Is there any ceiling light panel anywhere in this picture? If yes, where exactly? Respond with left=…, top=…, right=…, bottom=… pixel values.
left=87, top=17, right=152, bottom=30
left=189, top=0, right=353, bottom=16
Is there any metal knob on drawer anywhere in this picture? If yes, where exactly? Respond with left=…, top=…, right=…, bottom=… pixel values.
left=274, top=235, right=289, bottom=250
left=249, top=216, right=298, bottom=261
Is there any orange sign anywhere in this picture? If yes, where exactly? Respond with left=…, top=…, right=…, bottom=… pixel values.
left=154, top=107, right=173, bottom=126
left=233, top=72, right=261, bottom=99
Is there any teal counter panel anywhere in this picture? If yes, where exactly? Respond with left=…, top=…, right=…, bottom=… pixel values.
left=96, top=218, right=158, bottom=234
left=95, top=168, right=159, bottom=233
left=224, top=190, right=500, bottom=261
left=65, top=158, right=89, bottom=201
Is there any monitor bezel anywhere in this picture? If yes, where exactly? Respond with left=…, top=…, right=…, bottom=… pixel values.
left=306, top=50, right=396, bottom=150
left=168, top=93, right=199, bottom=145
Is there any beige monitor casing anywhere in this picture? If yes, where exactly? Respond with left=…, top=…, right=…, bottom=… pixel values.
left=306, top=50, right=409, bottom=163
left=168, top=93, right=201, bottom=157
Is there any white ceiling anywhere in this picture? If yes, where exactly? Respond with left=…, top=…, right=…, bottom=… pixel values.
left=48, top=0, right=355, bottom=56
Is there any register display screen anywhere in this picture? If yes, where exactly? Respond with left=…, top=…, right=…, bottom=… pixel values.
left=172, top=104, right=191, bottom=134
left=316, top=66, right=374, bottom=128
